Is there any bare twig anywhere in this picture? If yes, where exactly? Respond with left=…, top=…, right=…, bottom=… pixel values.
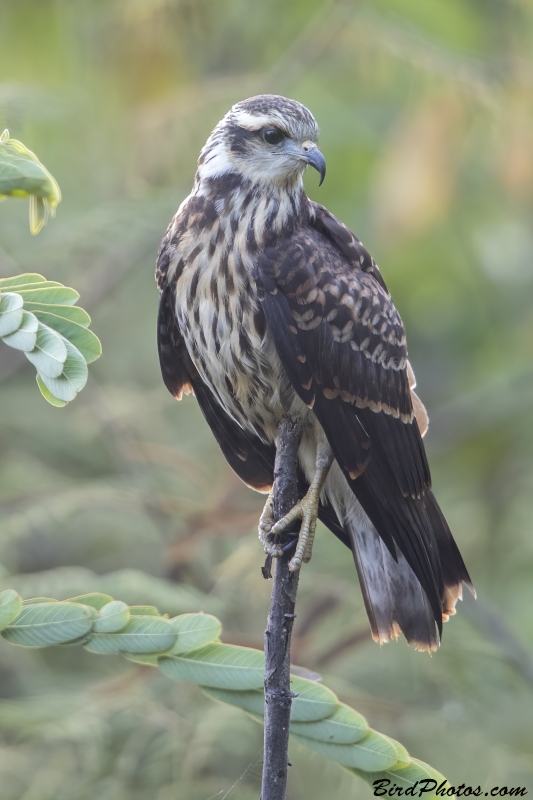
left=462, top=590, right=533, bottom=690
left=261, top=417, right=302, bottom=800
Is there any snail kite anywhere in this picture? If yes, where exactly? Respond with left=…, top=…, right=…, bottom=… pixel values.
left=156, top=94, right=473, bottom=652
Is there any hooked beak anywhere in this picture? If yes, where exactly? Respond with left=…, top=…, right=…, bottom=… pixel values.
left=302, top=141, right=326, bottom=186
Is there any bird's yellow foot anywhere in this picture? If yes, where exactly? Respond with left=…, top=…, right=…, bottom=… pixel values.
left=269, top=485, right=322, bottom=572
left=258, top=443, right=333, bottom=571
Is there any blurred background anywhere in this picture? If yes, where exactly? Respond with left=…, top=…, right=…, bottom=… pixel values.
left=0, top=0, right=533, bottom=797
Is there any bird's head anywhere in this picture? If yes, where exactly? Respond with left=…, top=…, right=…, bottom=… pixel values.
left=197, top=95, right=326, bottom=190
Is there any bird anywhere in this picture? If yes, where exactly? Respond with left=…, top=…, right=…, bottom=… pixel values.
left=156, top=94, right=473, bottom=652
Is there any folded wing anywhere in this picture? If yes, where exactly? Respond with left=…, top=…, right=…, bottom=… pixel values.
left=255, top=217, right=472, bottom=640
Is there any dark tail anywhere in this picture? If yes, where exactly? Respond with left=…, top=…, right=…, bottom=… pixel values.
left=318, top=468, right=473, bottom=652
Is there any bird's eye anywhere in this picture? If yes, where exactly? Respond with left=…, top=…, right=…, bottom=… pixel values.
left=263, top=128, right=284, bottom=145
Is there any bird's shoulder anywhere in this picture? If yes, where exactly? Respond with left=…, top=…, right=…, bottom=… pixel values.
left=309, top=201, right=389, bottom=292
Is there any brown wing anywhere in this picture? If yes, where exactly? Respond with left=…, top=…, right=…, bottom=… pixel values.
left=256, top=226, right=471, bottom=630
left=313, top=201, right=430, bottom=436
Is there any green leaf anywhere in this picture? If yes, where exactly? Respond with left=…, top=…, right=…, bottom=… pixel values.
left=1, top=311, right=38, bottom=351
left=292, top=728, right=400, bottom=772
left=409, top=757, right=451, bottom=781
left=0, top=590, right=22, bottom=631
left=1, top=602, right=93, bottom=647
left=0, top=132, right=61, bottom=234
left=203, top=680, right=339, bottom=725
left=83, top=615, right=176, bottom=655
left=202, top=687, right=265, bottom=716
left=36, top=375, right=67, bottom=407
left=0, top=292, right=24, bottom=337
left=124, top=652, right=160, bottom=666
left=0, top=273, right=46, bottom=289
left=0, top=136, right=61, bottom=198
left=129, top=606, right=160, bottom=616
left=28, top=311, right=101, bottom=362
left=381, top=734, right=410, bottom=768
left=290, top=702, right=368, bottom=744
left=22, top=597, right=59, bottom=605
left=288, top=676, right=339, bottom=723
left=93, top=601, right=130, bottom=633
left=37, top=339, right=88, bottom=402
left=29, top=304, right=91, bottom=327
left=59, top=603, right=97, bottom=621
left=2, top=281, right=63, bottom=293
left=159, top=643, right=265, bottom=690
left=25, top=323, right=68, bottom=378
left=29, top=196, right=48, bottom=237
left=351, top=757, right=451, bottom=798
left=205, top=688, right=405, bottom=772
left=67, top=593, right=114, bottom=611
left=15, top=285, right=79, bottom=306
left=166, top=613, right=222, bottom=654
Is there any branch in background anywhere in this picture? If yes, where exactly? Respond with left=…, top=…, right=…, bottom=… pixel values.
left=314, top=628, right=372, bottom=669
left=462, top=590, right=533, bottom=689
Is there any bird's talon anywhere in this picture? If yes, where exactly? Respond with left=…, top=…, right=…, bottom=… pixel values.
left=288, top=556, right=302, bottom=572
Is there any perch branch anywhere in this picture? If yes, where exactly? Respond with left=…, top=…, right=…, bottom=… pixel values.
left=261, top=417, right=302, bottom=800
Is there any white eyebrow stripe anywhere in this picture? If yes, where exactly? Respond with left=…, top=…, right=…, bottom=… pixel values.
left=231, top=110, right=283, bottom=130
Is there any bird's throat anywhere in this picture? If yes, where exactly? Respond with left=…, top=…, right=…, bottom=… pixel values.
left=195, top=172, right=309, bottom=251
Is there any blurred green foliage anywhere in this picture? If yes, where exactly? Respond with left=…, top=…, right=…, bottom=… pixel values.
left=0, top=129, right=61, bottom=234
left=0, top=0, right=533, bottom=797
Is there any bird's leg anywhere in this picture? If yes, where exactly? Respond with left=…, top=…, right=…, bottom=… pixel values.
left=268, top=440, right=334, bottom=572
